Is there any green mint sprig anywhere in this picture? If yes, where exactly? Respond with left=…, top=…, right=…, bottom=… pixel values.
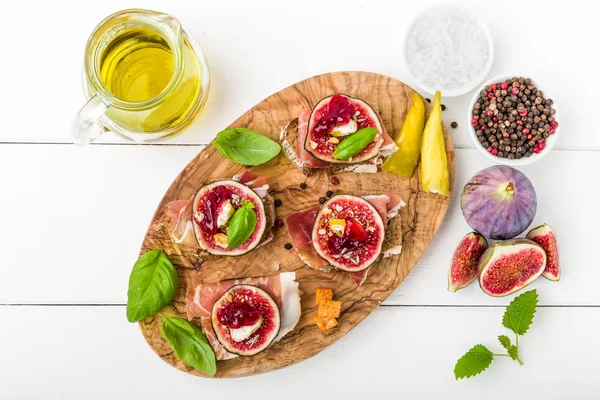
left=454, top=289, right=538, bottom=379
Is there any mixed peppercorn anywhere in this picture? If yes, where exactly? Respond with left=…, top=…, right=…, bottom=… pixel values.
left=472, top=77, right=558, bottom=159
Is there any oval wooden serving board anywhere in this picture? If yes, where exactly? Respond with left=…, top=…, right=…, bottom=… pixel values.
left=139, top=71, right=455, bottom=378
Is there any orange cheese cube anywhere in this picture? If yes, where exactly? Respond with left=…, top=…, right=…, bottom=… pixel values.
left=318, top=300, right=342, bottom=318
left=314, top=316, right=338, bottom=331
left=315, top=287, right=333, bottom=305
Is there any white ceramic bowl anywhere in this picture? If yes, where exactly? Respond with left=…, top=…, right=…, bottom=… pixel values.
left=467, top=74, right=560, bottom=166
left=404, top=4, right=494, bottom=97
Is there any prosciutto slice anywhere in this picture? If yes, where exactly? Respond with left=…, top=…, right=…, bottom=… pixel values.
left=185, top=272, right=300, bottom=360
left=285, top=206, right=329, bottom=271
left=286, top=193, right=404, bottom=285
left=297, top=111, right=331, bottom=169
left=167, top=171, right=270, bottom=248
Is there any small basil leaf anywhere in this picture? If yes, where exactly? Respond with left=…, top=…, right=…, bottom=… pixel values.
left=227, top=201, right=257, bottom=249
left=161, top=316, right=217, bottom=376
left=213, top=128, right=281, bottom=166
left=126, top=250, right=178, bottom=323
left=332, top=127, right=378, bottom=160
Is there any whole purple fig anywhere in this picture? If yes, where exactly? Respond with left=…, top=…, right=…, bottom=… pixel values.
left=460, top=165, right=537, bottom=240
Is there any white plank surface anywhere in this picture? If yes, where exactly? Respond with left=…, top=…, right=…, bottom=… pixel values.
left=1, top=145, right=598, bottom=305
left=1, top=305, right=598, bottom=399
left=1, top=0, right=599, bottom=397
left=0, top=0, right=596, bottom=150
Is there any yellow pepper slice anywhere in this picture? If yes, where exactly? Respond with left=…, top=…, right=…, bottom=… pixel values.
left=382, top=93, right=425, bottom=177
left=420, top=91, right=449, bottom=196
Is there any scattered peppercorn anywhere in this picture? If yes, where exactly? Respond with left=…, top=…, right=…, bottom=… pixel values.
left=326, top=190, right=334, bottom=197
left=300, top=182, right=307, bottom=189
left=451, top=121, right=458, bottom=129
left=274, top=199, right=282, bottom=207
left=284, top=243, right=293, bottom=250
left=275, top=219, right=284, bottom=228
left=330, top=176, right=339, bottom=185
left=441, top=104, right=446, bottom=111
left=471, top=77, right=557, bottom=159
left=319, top=197, right=327, bottom=204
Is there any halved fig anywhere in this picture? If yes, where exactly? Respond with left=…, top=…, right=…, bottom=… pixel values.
left=306, top=94, right=384, bottom=163
left=211, top=284, right=281, bottom=356
left=312, top=195, right=385, bottom=272
left=192, top=180, right=266, bottom=255
left=478, top=239, right=546, bottom=297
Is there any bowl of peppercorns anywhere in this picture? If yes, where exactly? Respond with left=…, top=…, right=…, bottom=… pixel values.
left=468, top=75, right=559, bottom=165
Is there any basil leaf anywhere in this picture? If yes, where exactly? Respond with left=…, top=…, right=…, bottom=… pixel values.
left=126, top=250, right=178, bottom=323
left=213, top=128, right=281, bottom=165
left=161, top=316, right=217, bottom=377
left=332, top=127, right=378, bottom=160
left=227, top=201, right=257, bottom=249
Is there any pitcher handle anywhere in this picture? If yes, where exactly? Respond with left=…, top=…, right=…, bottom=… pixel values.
left=72, top=95, right=109, bottom=145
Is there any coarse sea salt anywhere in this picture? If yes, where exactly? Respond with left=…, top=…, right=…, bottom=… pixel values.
left=406, top=6, right=490, bottom=90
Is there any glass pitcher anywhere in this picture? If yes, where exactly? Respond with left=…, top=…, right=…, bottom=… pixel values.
left=72, top=9, right=210, bottom=143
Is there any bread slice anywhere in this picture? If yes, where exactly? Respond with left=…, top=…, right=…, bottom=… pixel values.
left=382, top=211, right=403, bottom=258
left=279, top=118, right=378, bottom=176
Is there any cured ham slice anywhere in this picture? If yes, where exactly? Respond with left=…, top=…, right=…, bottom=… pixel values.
left=286, top=193, right=404, bottom=285
left=362, top=193, right=406, bottom=225
left=233, top=170, right=269, bottom=198
left=167, top=171, right=272, bottom=249
left=285, top=206, right=329, bottom=271
left=185, top=272, right=300, bottom=360
left=297, top=111, right=331, bottom=169
left=168, top=200, right=198, bottom=248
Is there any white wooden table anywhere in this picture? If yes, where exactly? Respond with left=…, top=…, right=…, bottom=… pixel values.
left=2, top=0, right=599, bottom=398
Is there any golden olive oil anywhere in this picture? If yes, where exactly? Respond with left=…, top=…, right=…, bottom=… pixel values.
left=100, top=28, right=174, bottom=102
left=98, top=26, right=204, bottom=134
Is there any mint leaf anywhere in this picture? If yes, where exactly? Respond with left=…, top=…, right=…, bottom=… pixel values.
left=507, top=345, right=519, bottom=362
left=502, top=289, right=538, bottom=335
left=227, top=201, right=257, bottom=249
left=213, top=128, right=281, bottom=165
left=454, top=344, right=494, bottom=380
left=498, top=335, right=511, bottom=351
left=126, top=250, right=178, bottom=322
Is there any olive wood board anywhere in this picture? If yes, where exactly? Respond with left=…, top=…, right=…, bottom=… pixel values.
left=139, top=71, right=456, bottom=378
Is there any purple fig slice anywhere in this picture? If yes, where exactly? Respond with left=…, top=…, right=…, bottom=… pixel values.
left=478, top=239, right=546, bottom=297
left=448, top=232, right=489, bottom=292
left=526, top=223, right=560, bottom=281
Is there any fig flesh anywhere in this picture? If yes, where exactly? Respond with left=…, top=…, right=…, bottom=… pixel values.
left=527, top=223, right=560, bottom=281
left=448, top=232, right=488, bottom=292
left=478, top=239, right=546, bottom=297
left=306, top=94, right=384, bottom=164
left=211, top=284, right=281, bottom=356
left=461, top=165, right=537, bottom=240
left=312, top=195, right=385, bottom=272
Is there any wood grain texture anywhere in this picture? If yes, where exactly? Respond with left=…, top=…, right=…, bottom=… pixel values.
left=138, top=71, right=455, bottom=378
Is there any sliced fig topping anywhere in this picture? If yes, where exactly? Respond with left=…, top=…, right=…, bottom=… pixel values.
left=306, top=94, right=385, bottom=164
left=526, top=223, right=560, bottom=281
left=211, top=285, right=280, bottom=356
left=192, top=180, right=267, bottom=256
left=478, top=239, right=546, bottom=297
left=312, top=195, right=384, bottom=272
left=448, top=232, right=488, bottom=292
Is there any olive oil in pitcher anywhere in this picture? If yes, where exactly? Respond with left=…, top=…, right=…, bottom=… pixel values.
left=74, top=10, right=210, bottom=143
left=99, top=27, right=176, bottom=103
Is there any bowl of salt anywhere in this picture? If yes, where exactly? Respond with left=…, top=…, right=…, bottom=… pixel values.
left=405, top=4, right=494, bottom=97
